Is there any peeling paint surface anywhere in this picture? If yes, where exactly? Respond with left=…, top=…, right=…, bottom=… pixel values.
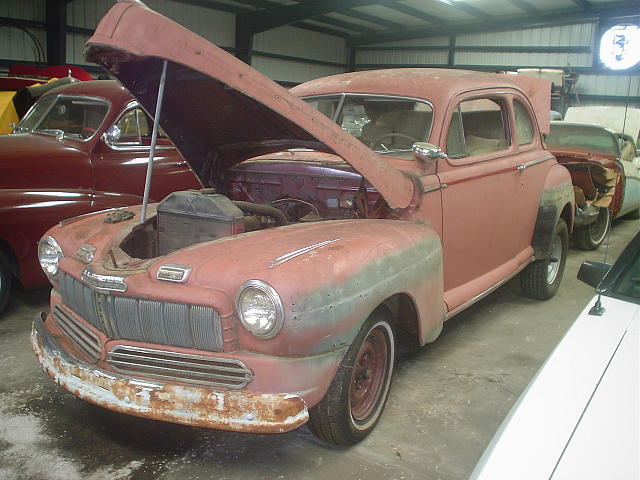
left=31, top=316, right=308, bottom=434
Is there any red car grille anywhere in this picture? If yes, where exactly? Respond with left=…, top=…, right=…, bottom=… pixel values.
left=57, top=271, right=224, bottom=352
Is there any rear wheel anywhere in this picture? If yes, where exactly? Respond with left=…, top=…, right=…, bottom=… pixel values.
left=573, top=207, right=610, bottom=251
left=0, top=251, right=12, bottom=315
left=521, top=218, right=568, bottom=300
left=308, top=310, right=395, bottom=446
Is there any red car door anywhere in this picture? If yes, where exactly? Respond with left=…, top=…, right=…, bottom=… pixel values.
left=437, top=93, right=529, bottom=312
left=91, top=105, right=201, bottom=209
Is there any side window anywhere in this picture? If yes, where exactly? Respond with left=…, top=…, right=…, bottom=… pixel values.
left=514, top=100, right=534, bottom=145
left=445, top=98, right=510, bottom=158
left=446, top=106, right=465, bottom=158
left=107, top=107, right=168, bottom=146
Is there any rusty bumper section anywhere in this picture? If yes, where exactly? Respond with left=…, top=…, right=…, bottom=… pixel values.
left=30, top=314, right=308, bottom=433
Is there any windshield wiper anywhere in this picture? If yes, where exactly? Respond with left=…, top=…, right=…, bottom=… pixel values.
left=37, top=128, right=65, bottom=140
left=375, top=148, right=413, bottom=155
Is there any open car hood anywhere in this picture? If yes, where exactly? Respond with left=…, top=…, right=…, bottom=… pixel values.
left=84, top=1, right=413, bottom=209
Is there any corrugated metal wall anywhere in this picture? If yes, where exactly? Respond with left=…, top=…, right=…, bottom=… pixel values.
left=355, top=22, right=639, bottom=105
left=0, top=0, right=344, bottom=83
left=65, top=0, right=236, bottom=65
left=0, top=0, right=45, bottom=65
left=0, top=0, right=638, bottom=101
left=253, top=25, right=347, bottom=83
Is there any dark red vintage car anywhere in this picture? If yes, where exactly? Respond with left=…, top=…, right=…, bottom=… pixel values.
left=31, top=1, right=574, bottom=446
left=0, top=80, right=202, bottom=312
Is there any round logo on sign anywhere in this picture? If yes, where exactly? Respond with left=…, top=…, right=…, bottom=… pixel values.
left=599, top=24, right=640, bottom=70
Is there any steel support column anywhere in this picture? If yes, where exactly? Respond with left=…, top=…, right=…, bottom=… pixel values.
left=235, top=14, right=254, bottom=65
left=45, top=0, right=66, bottom=65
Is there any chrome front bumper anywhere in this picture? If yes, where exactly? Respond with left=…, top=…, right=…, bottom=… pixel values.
left=30, top=314, right=308, bottom=433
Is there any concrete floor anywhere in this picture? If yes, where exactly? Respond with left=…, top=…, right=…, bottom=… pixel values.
left=0, top=218, right=637, bottom=480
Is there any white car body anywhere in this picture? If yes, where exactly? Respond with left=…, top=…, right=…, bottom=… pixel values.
left=564, top=106, right=640, bottom=145
left=471, top=280, right=639, bottom=479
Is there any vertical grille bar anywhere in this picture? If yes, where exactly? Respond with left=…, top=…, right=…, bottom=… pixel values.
left=191, top=306, right=222, bottom=351
left=59, top=272, right=102, bottom=331
left=163, top=303, right=192, bottom=348
left=110, top=297, right=144, bottom=340
left=139, top=300, right=167, bottom=344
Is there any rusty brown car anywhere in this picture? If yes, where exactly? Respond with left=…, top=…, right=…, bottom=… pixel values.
left=31, top=1, right=574, bottom=445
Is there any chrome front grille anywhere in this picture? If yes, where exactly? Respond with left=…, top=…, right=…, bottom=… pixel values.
left=58, top=272, right=102, bottom=331
left=58, top=271, right=223, bottom=352
left=53, top=305, right=101, bottom=362
left=108, top=346, right=252, bottom=389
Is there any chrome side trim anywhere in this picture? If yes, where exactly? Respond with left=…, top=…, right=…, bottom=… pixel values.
left=270, top=238, right=342, bottom=268
left=107, top=345, right=253, bottom=389
left=445, top=258, right=534, bottom=320
left=58, top=208, right=119, bottom=227
left=81, top=267, right=128, bottom=292
left=422, top=183, right=447, bottom=194
left=517, top=157, right=551, bottom=171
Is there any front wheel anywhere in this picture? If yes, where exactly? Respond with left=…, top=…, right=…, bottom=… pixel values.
left=573, top=207, right=610, bottom=251
left=308, top=310, right=395, bottom=446
left=520, top=218, right=568, bottom=300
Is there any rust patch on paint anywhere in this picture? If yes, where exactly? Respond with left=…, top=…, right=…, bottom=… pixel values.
left=31, top=316, right=308, bottom=434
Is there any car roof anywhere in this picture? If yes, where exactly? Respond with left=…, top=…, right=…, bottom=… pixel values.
left=291, top=68, right=524, bottom=100
left=291, top=68, right=551, bottom=135
left=42, top=79, right=132, bottom=104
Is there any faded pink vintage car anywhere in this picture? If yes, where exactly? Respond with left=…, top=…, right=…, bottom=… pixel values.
left=31, top=1, right=574, bottom=445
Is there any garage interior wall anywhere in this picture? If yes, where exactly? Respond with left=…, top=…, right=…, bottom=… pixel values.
left=0, top=0, right=638, bottom=107
left=0, top=0, right=346, bottom=86
left=356, top=22, right=640, bottom=108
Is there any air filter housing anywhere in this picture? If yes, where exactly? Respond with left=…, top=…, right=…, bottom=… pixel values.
left=157, top=190, right=244, bottom=255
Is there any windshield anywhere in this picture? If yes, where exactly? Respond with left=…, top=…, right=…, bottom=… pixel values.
left=612, top=253, right=640, bottom=304
left=303, top=94, right=433, bottom=158
left=14, top=95, right=109, bottom=141
left=546, top=123, right=619, bottom=156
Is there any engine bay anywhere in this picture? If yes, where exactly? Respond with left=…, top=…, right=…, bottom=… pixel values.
left=120, top=155, right=383, bottom=259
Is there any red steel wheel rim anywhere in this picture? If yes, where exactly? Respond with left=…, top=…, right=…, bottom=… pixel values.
left=350, top=327, right=389, bottom=422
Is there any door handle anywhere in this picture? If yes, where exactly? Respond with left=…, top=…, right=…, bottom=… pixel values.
left=174, top=161, right=188, bottom=167
left=517, top=164, right=526, bottom=171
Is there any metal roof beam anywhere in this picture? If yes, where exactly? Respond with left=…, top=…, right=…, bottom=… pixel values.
left=377, top=1, right=448, bottom=24
left=312, top=15, right=378, bottom=34
left=291, top=21, right=352, bottom=38
left=340, top=9, right=404, bottom=30
left=243, top=0, right=382, bottom=34
left=571, top=0, right=592, bottom=9
left=507, top=0, right=540, bottom=15
left=174, top=0, right=251, bottom=15
left=433, top=0, right=492, bottom=20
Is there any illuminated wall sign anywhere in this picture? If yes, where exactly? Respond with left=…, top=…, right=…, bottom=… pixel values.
left=599, top=24, right=640, bottom=71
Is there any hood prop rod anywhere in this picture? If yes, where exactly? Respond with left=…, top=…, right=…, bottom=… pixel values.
left=140, top=59, right=168, bottom=224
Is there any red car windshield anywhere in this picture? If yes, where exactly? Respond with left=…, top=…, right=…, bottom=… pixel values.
left=15, top=95, right=109, bottom=141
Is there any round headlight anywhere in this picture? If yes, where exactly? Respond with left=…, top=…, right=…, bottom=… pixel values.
left=236, top=280, right=284, bottom=338
left=38, top=236, right=63, bottom=276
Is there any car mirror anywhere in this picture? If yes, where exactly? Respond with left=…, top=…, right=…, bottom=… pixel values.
left=577, top=260, right=612, bottom=288
left=412, top=142, right=447, bottom=163
left=104, top=125, right=121, bottom=144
